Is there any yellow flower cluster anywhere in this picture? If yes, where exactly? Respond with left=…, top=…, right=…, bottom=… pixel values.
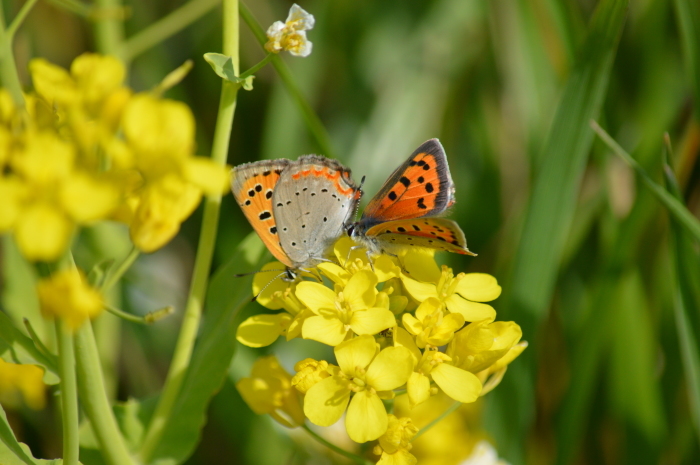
left=0, top=358, right=46, bottom=410
left=237, top=238, right=527, bottom=455
left=0, top=53, right=229, bottom=261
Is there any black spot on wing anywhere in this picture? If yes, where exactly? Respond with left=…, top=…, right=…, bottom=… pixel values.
left=399, top=176, right=410, bottom=187
left=425, top=183, right=434, bottom=193
left=259, top=211, right=272, bottom=220
left=388, top=191, right=397, bottom=201
left=417, top=198, right=427, bottom=209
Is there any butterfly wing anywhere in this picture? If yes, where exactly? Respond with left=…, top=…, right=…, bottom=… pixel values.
left=360, top=139, right=455, bottom=226
left=365, top=218, right=475, bottom=255
left=231, top=159, right=293, bottom=267
left=273, top=155, right=360, bottom=268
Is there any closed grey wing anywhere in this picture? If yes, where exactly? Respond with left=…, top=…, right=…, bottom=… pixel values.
left=273, top=155, right=360, bottom=268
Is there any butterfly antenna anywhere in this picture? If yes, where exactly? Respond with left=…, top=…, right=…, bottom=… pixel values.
left=232, top=269, right=288, bottom=278
left=251, top=271, right=290, bottom=302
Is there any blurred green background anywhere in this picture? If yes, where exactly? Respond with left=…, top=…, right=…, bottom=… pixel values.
left=2, top=0, right=700, bottom=463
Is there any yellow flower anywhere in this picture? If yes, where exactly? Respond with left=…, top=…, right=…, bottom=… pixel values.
left=291, top=358, right=330, bottom=394
left=236, top=356, right=305, bottom=428
left=447, top=320, right=526, bottom=395
left=0, top=359, right=46, bottom=410
left=296, top=270, right=397, bottom=346
left=402, top=298, right=465, bottom=348
left=36, top=269, right=104, bottom=330
left=374, top=414, right=419, bottom=465
left=303, top=335, right=413, bottom=443
left=265, top=4, right=315, bottom=57
left=326, top=237, right=401, bottom=284
left=402, top=267, right=501, bottom=322
left=121, top=94, right=229, bottom=252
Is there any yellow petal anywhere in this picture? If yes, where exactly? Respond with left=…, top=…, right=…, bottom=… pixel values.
left=334, top=335, right=377, bottom=376
left=236, top=313, right=292, bottom=348
left=401, top=276, right=438, bottom=301
left=344, top=270, right=378, bottom=311
left=252, top=262, right=295, bottom=310
left=350, top=308, right=396, bottom=336
left=393, top=327, right=421, bottom=365
left=301, top=315, right=346, bottom=346
left=373, top=255, right=401, bottom=282
left=60, top=173, right=119, bottom=222
left=401, top=313, right=422, bottom=336
left=377, top=450, right=417, bottom=465
left=36, top=269, right=103, bottom=330
left=366, top=346, right=413, bottom=391
left=70, top=53, right=125, bottom=110
left=304, top=376, right=350, bottom=427
left=414, top=297, right=441, bottom=321
left=185, top=157, right=229, bottom=195
left=0, top=177, right=26, bottom=231
left=345, top=389, right=388, bottom=443
left=15, top=204, right=73, bottom=262
left=295, top=281, right=337, bottom=313
left=407, top=372, right=430, bottom=408
left=29, top=58, right=78, bottom=106
left=402, top=249, right=440, bottom=283
left=431, top=364, right=481, bottom=404
left=444, top=294, right=496, bottom=322
left=454, top=273, right=502, bottom=302
left=317, top=262, right=350, bottom=285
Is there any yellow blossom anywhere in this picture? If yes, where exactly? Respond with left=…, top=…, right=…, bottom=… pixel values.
left=402, top=267, right=501, bottom=322
left=265, top=4, right=315, bottom=57
left=0, top=359, right=46, bottom=410
left=291, top=358, right=331, bottom=394
left=296, top=270, right=397, bottom=346
left=237, top=356, right=305, bottom=428
left=303, top=335, right=413, bottom=443
left=402, top=298, right=465, bottom=348
left=36, top=269, right=103, bottom=330
left=374, top=414, right=419, bottom=465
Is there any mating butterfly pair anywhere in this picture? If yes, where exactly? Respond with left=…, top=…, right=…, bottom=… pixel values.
left=231, top=139, right=474, bottom=275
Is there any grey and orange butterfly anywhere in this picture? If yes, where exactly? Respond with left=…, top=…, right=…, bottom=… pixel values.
left=232, top=155, right=361, bottom=271
left=348, top=139, right=475, bottom=256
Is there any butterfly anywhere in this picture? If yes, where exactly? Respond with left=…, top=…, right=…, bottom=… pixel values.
left=231, top=155, right=362, bottom=277
left=348, top=139, right=475, bottom=257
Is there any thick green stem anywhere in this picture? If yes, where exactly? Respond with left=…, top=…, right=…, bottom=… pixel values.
left=137, top=0, right=240, bottom=461
left=0, top=4, right=28, bottom=106
left=302, top=424, right=372, bottom=465
left=55, top=321, right=80, bottom=465
left=120, top=0, right=219, bottom=63
left=74, top=321, right=136, bottom=465
left=93, top=0, right=124, bottom=56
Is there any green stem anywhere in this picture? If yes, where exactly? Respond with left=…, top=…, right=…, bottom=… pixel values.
left=138, top=0, right=240, bottom=461
left=105, top=303, right=174, bottom=325
left=412, top=400, right=461, bottom=440
left=93, top=0, right=124, bottom=56
left=101, top=246, right=139, bottom=292
left=239, top=53, right=273, bottom=79
left=74, top=321, right=136, bottom=465
left=301, top=424, right=373, bottom=465
left=239, top=2, right=337, bottom=159
left=0, top=4, right=26, bottom=106
left=55, top=321, right=80, bottom=465
left=120, top=0, right=219, bottom=63
left=591, top=120, right=700, bottom=241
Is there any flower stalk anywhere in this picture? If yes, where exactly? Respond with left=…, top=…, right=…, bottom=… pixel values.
left=55, top=320, right=80, bottom=465
left=138, top=0, right=241, bottom=460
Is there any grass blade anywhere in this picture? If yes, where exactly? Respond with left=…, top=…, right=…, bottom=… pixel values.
left=673, top=0, right=700, bottom=119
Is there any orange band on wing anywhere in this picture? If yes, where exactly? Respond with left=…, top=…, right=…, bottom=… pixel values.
left=290, top=166, right=355, bottom=196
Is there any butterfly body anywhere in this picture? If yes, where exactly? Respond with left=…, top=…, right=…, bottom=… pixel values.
left=232, top=155, right=361, bottom=271
left=349, top=139, right=475, bottom=256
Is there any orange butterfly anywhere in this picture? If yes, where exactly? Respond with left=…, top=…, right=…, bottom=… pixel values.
left=348, top=139, right=475, bottom=256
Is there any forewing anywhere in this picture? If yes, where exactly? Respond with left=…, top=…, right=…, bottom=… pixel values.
left=274, top=155, right=360, bottom=268
left=365, top=218, right=474, bottom=255
left=231, top=159, right=292, bottom=267
left=361, top=139, right=455, bottom=224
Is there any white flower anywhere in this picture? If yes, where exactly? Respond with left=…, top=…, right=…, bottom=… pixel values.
left=460, top=441, right=510, bottom=465
left=265, top=4, right=315, bottom=57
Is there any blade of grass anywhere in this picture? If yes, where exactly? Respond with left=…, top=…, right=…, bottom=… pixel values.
left=497, top=0, right=628, bottom=460
left=591, top=121, right=700, bottom=242
left=673, top=0, right=700, bottom=120
left=664, top=155, right=700, bottom=444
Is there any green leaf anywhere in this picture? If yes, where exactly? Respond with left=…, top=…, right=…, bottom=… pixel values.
left=609, top=272, right=666, bottom=442
left=145, top=232, right=267, bottom=465
left=203, top=53, right=253, bottom=89
left=0, top=311, right=59, bottom=385
left=505, top=0, right=629, bottom=322
left=0, top=404, right=66, bottom=464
